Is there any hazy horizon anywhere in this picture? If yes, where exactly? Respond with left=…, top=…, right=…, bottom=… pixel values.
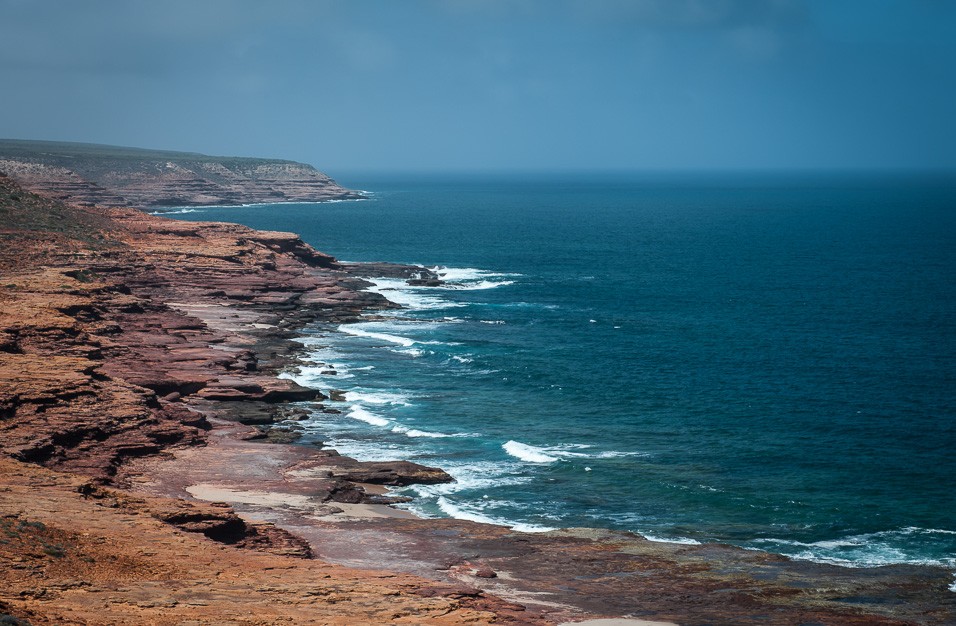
left=2, top=1, right=954, bottom=173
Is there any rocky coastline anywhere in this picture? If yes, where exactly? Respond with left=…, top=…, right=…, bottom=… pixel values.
left=0, top=139, right=364, bottom=209
left=1, top=173, right=954, bottom=625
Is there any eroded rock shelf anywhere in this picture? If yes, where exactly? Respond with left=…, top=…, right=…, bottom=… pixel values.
left=1, top=173, right=953, bottom=625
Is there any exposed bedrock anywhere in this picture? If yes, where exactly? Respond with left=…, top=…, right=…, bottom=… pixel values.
left=2, top=173, right=954, bottom=625
left=0, top=139, right=364, bottom=208
left=0, top=173, right=437, bottom=523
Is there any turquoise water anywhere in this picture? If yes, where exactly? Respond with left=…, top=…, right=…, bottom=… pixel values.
left=165, top=172, right=956, bottom=569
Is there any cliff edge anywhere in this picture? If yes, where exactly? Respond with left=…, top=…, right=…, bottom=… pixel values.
left=0, top=139, right=362, bottom=208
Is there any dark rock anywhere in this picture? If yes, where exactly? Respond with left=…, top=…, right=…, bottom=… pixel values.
left=263, top=429, right=302, bottom=444
left=328, top=460, right=453, bottom=486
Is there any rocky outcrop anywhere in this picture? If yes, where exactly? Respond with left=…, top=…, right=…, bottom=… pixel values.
left=0, top=174, right=539, bottom=624
left=2, top=173, right=954, bottom=626
left=0, top=173, right=415, bottom=495
left=0, top=457, right=539, bottom=625
left=294, top=456, right=456, bottom=487
left=0, top=139, right=363, bottom=208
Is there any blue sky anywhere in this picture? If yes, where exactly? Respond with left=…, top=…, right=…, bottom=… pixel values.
left=1, top=0, right=954, bottom=172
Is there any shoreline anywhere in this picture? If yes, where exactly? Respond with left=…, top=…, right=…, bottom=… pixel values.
left=146, top=193, right=374, bottom=213
left=2, top=177, right=954, bottom=624
left=275, top=270, right=956, bottom=571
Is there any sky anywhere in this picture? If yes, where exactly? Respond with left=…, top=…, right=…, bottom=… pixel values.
left=1, top=0, right=954, bottom=173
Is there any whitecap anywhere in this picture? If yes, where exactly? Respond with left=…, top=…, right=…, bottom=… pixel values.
left=642, top=533, right=702, bottom=546
left=429, top=267, right=484, bottom=281
left=594, top=450, right=650, bottom=458
left=499, top=441, right=646, bottom=462
left=344, top=390, right=412, bottom=406
left=753, top=527, right=956, bottom=568
left=347, top=405, right=390, bottom=427
left=323, top=197, right=371, bottom=203
left=394, top=347, right=425, bottom=357
left=150, top=207, right=199, bottom=215
left=430, top=266, right=519, bottom=282
left=279, top=364, right=353, bottom=387
left=406, top=428, right=452, bottom=438
left=446, top=280, right=515, bottom=290
left=435, top=496, right=554, bottom=532
left=364, top=277, right=461, bottom=310
left=390, top=424, right=438, bottom=437
left=503, top=440, right=559, bottom=463
left=318, top=436, right=413, bottom=462
left=339, top=325, right=417, bottom=347
left=404, top=461, right=532, bottom=497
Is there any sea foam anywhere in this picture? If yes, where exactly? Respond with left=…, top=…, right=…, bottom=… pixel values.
left=435, top=496, right=554, bottom=533
left=339, top=325, right=417, bottom=347
left=642, top=533, right=702, bottom=545
left=360, top=268, right=517, bottom=311
left=347, top=406, right=390, bottom=427
left=390, top=424, right=451, bottom=438
left=501, top=440, right=644, bottom=463
left=344, top=390, right=412, bottom=406
left=278, top=364, right=353, bottom=387
left=753, top=527, right=956, bottom=568
left=503, top=440, right=560, bottom=463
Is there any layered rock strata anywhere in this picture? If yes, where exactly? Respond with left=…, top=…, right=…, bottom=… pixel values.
left=1, top=175, right=538, bottom=624
left=0, top=139, right=363, bottom=208
left=1, top=174, right=954, bottom=625
left=0, top=458, right=533, bottom=625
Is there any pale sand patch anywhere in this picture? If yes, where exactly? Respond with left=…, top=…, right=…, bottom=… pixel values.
left=353, top=481, right=389, bottom=495
left=184, top=484, right=418, bottom=521
left=558, top=617, right=678, bottom=626
left=186, top=484, right=315, bottom=508
left=328, top=502, right=420, bottom=521
left=285, top=466, right=337, bottom=480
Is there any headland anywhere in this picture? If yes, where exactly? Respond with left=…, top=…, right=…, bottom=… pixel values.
left=0, top=139, right=363, bottom=209
left=1, top=153, right=953, bottom=625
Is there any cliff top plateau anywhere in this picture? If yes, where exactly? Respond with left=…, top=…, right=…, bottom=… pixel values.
left=0, top=138, right=362, bottom=208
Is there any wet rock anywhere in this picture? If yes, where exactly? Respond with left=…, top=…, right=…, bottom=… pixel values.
left=326, top=460, right=454, bottom=486
left=406, top=278, right=444, bottom=287
left=263, top=428, right=302, bottom=444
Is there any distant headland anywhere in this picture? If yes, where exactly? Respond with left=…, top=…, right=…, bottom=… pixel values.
left=0, top=139, right=362, bottom=209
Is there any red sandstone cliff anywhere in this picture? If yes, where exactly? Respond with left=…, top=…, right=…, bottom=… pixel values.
left=0, top=139, right=363, bottom=208
left=1, top=173, right=953, bottom=626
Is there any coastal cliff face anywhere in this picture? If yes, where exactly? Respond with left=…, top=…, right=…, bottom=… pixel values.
left=0, top=139, right=363, bottom=208
left=0, top=175, right=538, bottom=625
left=2, top=173, right=954, bottom=625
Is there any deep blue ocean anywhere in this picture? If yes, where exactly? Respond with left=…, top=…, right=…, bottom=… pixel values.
left=165, top=171, right=956, bottom=571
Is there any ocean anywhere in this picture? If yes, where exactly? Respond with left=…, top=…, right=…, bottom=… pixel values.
left=164, top=171, right=956, bottom=570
